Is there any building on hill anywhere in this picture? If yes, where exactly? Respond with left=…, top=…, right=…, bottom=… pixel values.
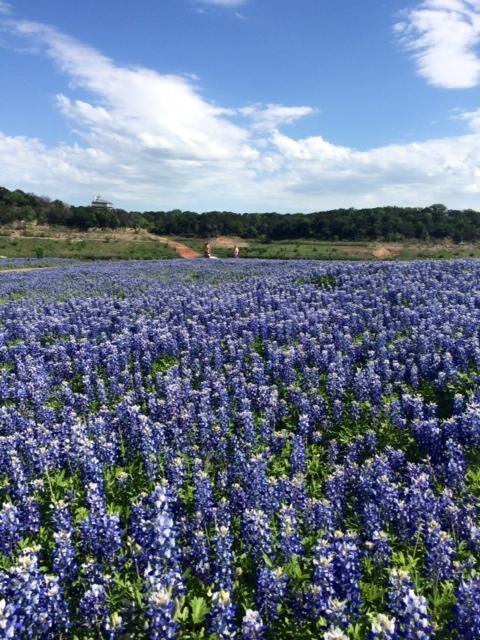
left=91, top=196, right=113, bottom=209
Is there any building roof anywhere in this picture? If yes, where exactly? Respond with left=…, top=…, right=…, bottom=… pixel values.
left=91, top=196, right=112, bottom=205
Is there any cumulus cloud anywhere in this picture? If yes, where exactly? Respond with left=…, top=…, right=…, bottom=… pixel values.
left=10, top=20, right=257, bottom=164
left=239, top=104, right=314, bottom=130
left=395, top=0, right=480, bottom=89
left=454, top=106, right=480, bottom=130
left=197, top=0, right=247, bottom=7
left=0, top=1, right=11, bottom=15
left=1, top=16, right=480, bottom=210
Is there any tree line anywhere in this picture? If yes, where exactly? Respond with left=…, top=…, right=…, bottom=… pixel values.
left=2, top=186, right=480, bottom=242
left=0, top=187, right=147, bottom=230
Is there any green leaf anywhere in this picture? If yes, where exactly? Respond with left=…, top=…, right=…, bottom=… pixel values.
left=174, top=598, right=190, bottom=624
left=74, top=506, right=89, bottom=523
left=191, top=596, right=209, bottom=625
left=262, top=553, right=274, bottom=568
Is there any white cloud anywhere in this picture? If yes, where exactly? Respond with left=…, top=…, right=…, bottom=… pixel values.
left=1, top=17, right=480, bottom=211
left=197, top=0, right=247, bottom=7
left=10, top=20, right=256, bottom=164
left=0, top=1, right=11, bottom=15
left=454, top=106, right=480, bottom=130
left=395, top=0, right=480, bottom=88
left=239, top=104, right=314, bottom=130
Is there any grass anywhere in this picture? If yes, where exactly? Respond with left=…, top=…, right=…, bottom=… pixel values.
left=240, top=241, right=353, bottom=260
left=0, top=236, right=177, bottom=260
left=1, top=231, right=480, bottom=261
left=183, top=238, right=480, bottom=261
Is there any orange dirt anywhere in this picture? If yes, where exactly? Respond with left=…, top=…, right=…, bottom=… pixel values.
left=164, top=239, right=200, bottom=259
left=212, top=236, right=250, bottom=249
left=372, top=245, right=401, bottom=259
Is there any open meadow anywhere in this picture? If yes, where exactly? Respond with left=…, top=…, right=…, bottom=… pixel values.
left=2, top=224, right=480, bottom=261
left=175, top=237, right=480, bottom=261
left=1, top=258, right=480, bottom=638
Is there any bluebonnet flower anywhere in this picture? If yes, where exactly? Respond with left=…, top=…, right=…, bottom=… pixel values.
left=0, top=502, right=21, bottom=556
left=241, top=609, right=265, bottom=639
left=369, top=613, right=396, bottom=639
left=424, top=520, right=455, bottom=582
left=389, top=399, right=407, bottom=429
left=297, top=412, right=312, bottom=439
left=194, top=463, right=215, bottom=528
left=365, top=530, right=392, bottom=568
left=147, top=484, right=183, bottom=584
left=0, top=597, right=17, bottom=639
left=388, top=569, right=431, bottom=639
left=146, top=579, right=179, bottom=640
left=306, top=498, right=335, bottom=532
left=209, top=590, right=237, bottom=640
left=310, top=538, right=335, bottom=620
left=279, top=504, right=303, bottom=560
left=458, top=401, right=480, bottom=447
left=190, top=518, right=211, bottom=583
left=247, top=453, right=271, bottom=512
left=443, top=438, right=466, bottom=490
left=51, top=499, right=74, bottom=532
left=404, top=470, right=436, bottom=540
left=53, top=530, right=78, bottom=586
left=290, top=434, right=307, bottom=476
left=78, top=578, right=119, bottom=637
left=0, top=546, right=70, bottom=638
left=323, top=626, right=349, bottom=640
left=256, top=566, right=287, bottom=623
left=455, top=577, right=480, bottom=638
left=80, top=482, right=122, bottom=563
left=4, top=449, right=28, bottom=500
left=453, top=393, right=465, bottom=415
left=237, top=403, right=257, bottom=447
left=214, top=524, right=234, bottom=591
left=360, top=501, right=382, bottom=538
left=324, top=466, right=347, bottom=524
left=243, top=509, right=273, bottom=563
left=329, top=530, right=363, bottom=618
left=412, top=418, right=443, bottom=462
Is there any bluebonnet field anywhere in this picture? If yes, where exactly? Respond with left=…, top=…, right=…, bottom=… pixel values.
left=1, top=258, right=480, bottom=639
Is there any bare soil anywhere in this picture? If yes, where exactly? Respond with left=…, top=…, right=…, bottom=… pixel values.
left=372, top=245, right=402, bottom=259
left=211, top=236, right=250, bottom=249
left=165, top=240, right=200, bottom=259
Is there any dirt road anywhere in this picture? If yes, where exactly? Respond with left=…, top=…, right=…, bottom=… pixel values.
left=163, top=239, right=200, bottom=259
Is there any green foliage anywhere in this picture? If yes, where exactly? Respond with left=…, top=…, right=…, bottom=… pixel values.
left=189, top=596, right=210, bottom=625
left=310, top=274, right=336, bottom=288
left=151, top=355, right=178, bottom=376
left=0, top=236, right=177, bottom=260
left=2, top=185, right=480, bottom=244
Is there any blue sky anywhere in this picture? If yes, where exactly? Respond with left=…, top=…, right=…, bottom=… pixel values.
left=1, top=0, right=480, bottom=212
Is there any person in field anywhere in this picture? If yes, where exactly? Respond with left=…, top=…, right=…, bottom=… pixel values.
left=203, top=241, right=219, bottom=259
left=233, top=245, right=240, bottom=258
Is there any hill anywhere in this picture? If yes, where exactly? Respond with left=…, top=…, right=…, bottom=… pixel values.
left=3, top=185, right=480, bottom=243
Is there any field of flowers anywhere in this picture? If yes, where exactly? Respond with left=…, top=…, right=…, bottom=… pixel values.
left=1, top=258, right=480, bottom=639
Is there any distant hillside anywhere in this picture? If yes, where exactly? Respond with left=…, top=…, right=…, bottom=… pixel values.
left=2, top=185, right=480, bottom=242
left=0, top=187, right=147, bottom=231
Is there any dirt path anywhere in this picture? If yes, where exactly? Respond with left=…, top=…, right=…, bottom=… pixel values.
left=159, top=238, right=200, bottom=259
left=0, top=266, right=59, bottom=274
